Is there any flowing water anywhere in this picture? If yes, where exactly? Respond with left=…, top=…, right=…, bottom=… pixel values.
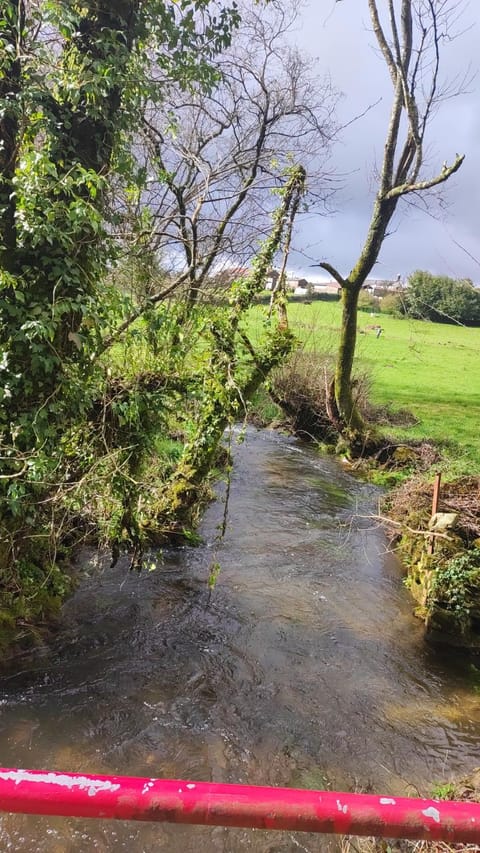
left=0, top=429, right=479, bottom=852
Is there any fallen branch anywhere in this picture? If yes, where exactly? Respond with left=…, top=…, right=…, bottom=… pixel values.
left=356, top=514, right=453, bottom=541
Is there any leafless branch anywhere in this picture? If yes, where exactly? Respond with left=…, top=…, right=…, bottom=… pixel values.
left=117, top=0, right=338, bottom=308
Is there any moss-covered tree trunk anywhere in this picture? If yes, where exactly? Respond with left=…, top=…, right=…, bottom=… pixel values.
left=0, top=0, right=23, bottom=275
left=325, top=195, right=397, bottom=441
left=0, top=2, right=141, bottom=449
left=0, top=1, right=142, bottom=583
left=334, top=283, right=364, bottom=436
left=158, top=167, right=305, bottom=528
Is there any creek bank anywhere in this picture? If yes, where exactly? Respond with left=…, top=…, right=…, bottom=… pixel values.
left=249, top=382, right=480, bottom=650
left=0, top=444, right=226, bottom=661
left=384, top=476, right=480, bottom=649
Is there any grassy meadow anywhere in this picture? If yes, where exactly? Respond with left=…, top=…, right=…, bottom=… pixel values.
left=248, top=300, right=480, bottom=476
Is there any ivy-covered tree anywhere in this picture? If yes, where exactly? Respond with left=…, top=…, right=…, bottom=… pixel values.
left=0, top=0, right=241, bottom=628
left=1, top=0, right=240, bottom=446
left=0, top=1, right=309, bottom=643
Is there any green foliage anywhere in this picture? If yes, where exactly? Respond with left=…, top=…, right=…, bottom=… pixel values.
left=0, top=0, right=246, bottom=640
left=0, top=550, right=74, bottom=653
left=402, top=270, right=480, bottom=326
left=380, top=292, right=403, bottom=316
left=431, top=781, right=456, bottom=801
left=428, top=550, right=480, bottom=633
left=357, top=291, right=380, bottom=313
left=0, top=0, right=306, bottom=651
left=207, top=561, right=221, bottom=590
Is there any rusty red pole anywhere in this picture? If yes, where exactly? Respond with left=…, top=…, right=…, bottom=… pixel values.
left=0, top=768, right=479, bottom=843
left=428, top=471, right=442, bottom=555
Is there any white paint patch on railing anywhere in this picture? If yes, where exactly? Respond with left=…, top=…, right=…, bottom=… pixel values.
left=0, top=770, right=120, bottom=798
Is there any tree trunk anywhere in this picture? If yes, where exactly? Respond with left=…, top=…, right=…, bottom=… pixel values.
left=0, top=1, right=24, bottom=274
left=323, top=195, right=398, bottom=445
left=319, top=1, right=465, bottom=455
left=334, top=283, right=364, bottom=438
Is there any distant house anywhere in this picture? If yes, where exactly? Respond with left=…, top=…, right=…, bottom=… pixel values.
left=265, top=269, right=280, bottom=290
left=364, top=275, right=404, bottom=296
left=286, top=277, right=309, bottom=292
left=209, top=267, right=250, bottom=291
left=265, top=272, right=310, bottom=293
left=313, top=281, right=341, bottom=296
left=265, top=272, right=341, bottom=297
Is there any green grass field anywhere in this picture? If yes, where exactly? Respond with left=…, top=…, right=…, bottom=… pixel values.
left=249, top=300, right=480, bottom=476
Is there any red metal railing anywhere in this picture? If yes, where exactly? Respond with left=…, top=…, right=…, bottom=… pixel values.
left=0, top=768, right=479, bottom=842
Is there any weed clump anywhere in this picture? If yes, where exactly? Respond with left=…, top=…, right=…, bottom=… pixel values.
left=266, top=350, right=370, bottom=444
left=385, top=476, right=480, bottom=647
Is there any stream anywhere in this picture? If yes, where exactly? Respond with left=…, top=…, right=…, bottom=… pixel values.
left=0, top=428, right=479, bottom=851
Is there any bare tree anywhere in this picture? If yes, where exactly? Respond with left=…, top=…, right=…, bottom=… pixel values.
left=125, top=0, right=338, bottom=310
left=318, top=0, right=465, bottom=447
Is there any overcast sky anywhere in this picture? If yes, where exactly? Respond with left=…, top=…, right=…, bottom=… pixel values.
left=286, top=1, right=480, bottom=283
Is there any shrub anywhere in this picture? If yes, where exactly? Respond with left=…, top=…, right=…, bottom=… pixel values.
left=428, top=549, right=480, bottom=634
left=269, top=350, right=370, bottom=443
left=402, top=270, right=480, bottom=325
left=357, top=291, right=380, bottom=312
left=380, top=293, right=403, bottom=316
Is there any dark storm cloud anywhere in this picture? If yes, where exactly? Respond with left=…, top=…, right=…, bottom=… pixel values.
left=289, top=1, right=480, bottom=282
